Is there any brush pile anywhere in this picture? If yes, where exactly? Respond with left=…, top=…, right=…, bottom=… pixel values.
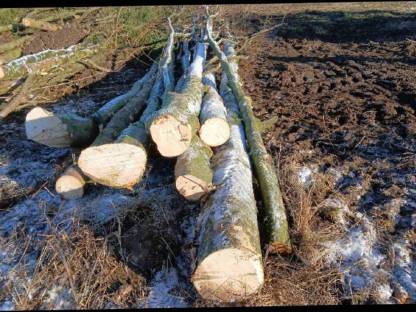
left=0, top=8, right=117, bottom=119
left=24, top=10, right=291, bottom=303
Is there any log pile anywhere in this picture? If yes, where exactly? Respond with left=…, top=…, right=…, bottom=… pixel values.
left=23, top=12, right=292, bottom=303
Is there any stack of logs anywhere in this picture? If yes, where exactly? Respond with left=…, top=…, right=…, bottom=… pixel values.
left=24, top=12, right=292, bottom=303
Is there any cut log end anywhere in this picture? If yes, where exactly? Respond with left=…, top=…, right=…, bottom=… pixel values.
left=78, top=142, right=147, bottom=188
left=199, top=117, right=230, bottom=147
left=55, top=167, right=85, bottom=200
left=192, top=248, right=264, bottom=302
left=149, top=114, right=192, bottom=157
left=175, top=174, right=210, bottom=201
left=25, top=106, right=71, bottom=147
left=0, top=66, right=4, bottom=78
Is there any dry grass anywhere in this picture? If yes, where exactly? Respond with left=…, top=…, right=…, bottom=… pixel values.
left=2, top=218, right=148, bottom=310
left=250, top=157, right=345, bottom=306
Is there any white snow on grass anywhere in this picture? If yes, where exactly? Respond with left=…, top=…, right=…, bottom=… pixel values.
left=147, top=268, right=189, bottom=308
left=324, top=214, right=388, bottom=298
left=297, top=165, right=318, bottom=188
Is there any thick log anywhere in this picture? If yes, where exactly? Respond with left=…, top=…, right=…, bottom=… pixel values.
left=75, top=19, right=176, bottom=188
left=24, top=61, right=158, bottom=147
left=0, top=43, right=98, bottom=81
left=25, top=106, right=98, bottom=148
left=174, top=135, right=213, bottom=201
left=149, top=38, right=207, bottom=157
left=199, top=72, right=230, bottom=147
left=206, top=16, right=292, bottom=253
left=78, top=62, right=158, bottom=186
left=191, top=69, right=264, bottom=302
left=21, top=17, right=62, bottom=31
left=55, top=166, right=86, bottom=200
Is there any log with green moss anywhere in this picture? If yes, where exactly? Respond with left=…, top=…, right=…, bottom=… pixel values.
left=75, top=18, right=176, bottom=188
left=205, top=15, right=292, bottom=254
left=191, top=68, right=264, bottom=302
left=174, top=135, right=213, bottom=201
left=24, top=61, right=158, bottom=147
left=149, top=30, right=207, bottom=157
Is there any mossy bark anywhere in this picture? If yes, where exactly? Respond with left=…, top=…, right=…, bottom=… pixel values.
left=174, top=135, right=213, bottom=201
left=206, top=16, right=292, bottom=253
left=91, top=63, right=158, bottom=146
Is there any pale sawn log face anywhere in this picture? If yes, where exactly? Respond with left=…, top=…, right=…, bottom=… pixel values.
left=25, top=107, right=98, bottom=148
left=149, top=40, right=207, bottom=157
left=199, top=72, right=230, bottom=147
left=55, top=166, right=85, bottom=200
left=192, top=70, right=264, bottom=302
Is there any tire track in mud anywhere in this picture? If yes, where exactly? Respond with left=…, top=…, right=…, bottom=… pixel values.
left=237, top=10, right=416, bottom=304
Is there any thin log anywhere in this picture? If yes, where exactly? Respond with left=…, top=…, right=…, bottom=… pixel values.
left=199, top=72, right=230, bottom=147
left=0, top=43, right=98, bottom=81
left=205, top=15, right=292, bottom=253
left=55, top=166, right=86, bottom=200
left=191, top=68, right=264, bottom=302
left=76, top=19, right=176, bottom=188
left=21, top=17, right=62, bottom=32
left=24, top=61, right=158, bottom=147
left=149, top=33, right=207, bottom=157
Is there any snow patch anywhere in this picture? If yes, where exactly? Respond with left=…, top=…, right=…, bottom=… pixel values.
left=147, top=268, right=189, bottom=308
left=298, top=165, right=318, bottom=188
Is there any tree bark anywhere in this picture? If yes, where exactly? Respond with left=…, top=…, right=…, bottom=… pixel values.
left=205, top=16, right=292, bottom=254
left=0, top=43, right=98, bottom=81
left=149, top=39, right=207, bottom=157
left=76, top=19, right=176, bottom=188
left=24, top=61, right=158, bottom=147
left=199, top=72, right=230, bottom=147
left=21, top=17, right=62, bottom=31
left=191, top=68, right=264, bottom=302
left=174, top=135, right=213, bottom=201
left=55, top=166, right=86, bottom=200
left=78, top=61, right=159, bottom=186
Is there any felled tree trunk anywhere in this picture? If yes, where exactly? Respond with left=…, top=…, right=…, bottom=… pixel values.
left=55, top=166, right=86, bottom=200
left=25, top=106, right=98, bottom=148
left=191, top=69, right=264, bottom=302
left=24, top=62, right=158, bottom=147
left=78, top=61, right=158, bottom=186
left=21, top=17, right=62, bottom=31
left=206, top=16, right=292, bottom=253
left=174, top=135, right=213, bottom=201
left=0, top=43, right=98, bottom=81
left=149, top=37, right=207, bottom=157
left=76, top=19, right=176, bottom=188
left=199, top=72, right=230, bottom=147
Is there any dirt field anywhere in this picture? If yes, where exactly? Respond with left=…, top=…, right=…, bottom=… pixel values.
left=0, top=3, right=415, bottom=308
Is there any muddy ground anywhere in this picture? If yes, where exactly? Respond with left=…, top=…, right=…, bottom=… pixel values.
left=1, top=3, right=415, bottom=308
